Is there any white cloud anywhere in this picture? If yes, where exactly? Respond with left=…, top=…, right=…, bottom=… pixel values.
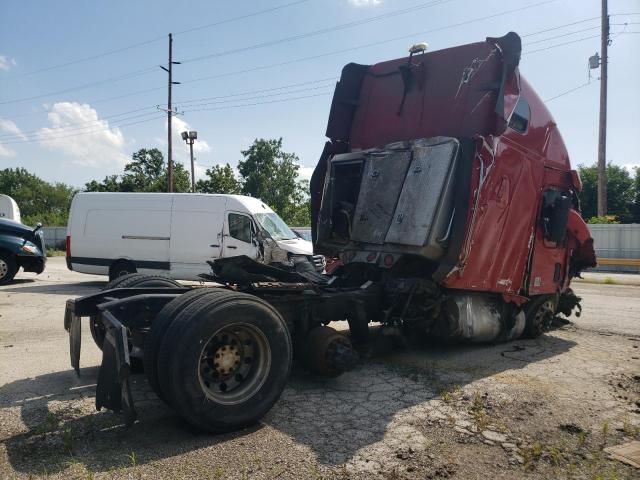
left=622, top=163, right=639, bottom=174
left=37, top=102, right=129, bottom=167
left=0, top=118, right=27, bottom=141
left=348, top=0, right=381, bottom=6
left=0, top=118, right=24, bottom=157
left=0, top=55, right=17, bottom=71
left=298, top=166, right=315, bottom=181
left=169, top=117, right=211, bottom=154
left=0, top=143, right=15, bottom=157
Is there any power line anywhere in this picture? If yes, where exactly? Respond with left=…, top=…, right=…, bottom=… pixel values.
left=1, top=0, right=312, bottom=80
left=0, top=67, right=158, bottom=105
left=179, top=1, right=557, bottom=87
left=0, top=110, right=163, bottom=141
left=181, top=92, right=331, bottom=113
left=523, top=34, right=601, bottom=55
left=544, top=82, right=594, bottom=102
left=0, top=105, right=158, bottom=139
left=173, top=0, right=312, bottom=36
left=174, top=77, right=337, bottom=105
left=525, top=26, right=601, bottom=45
left=0, top=0, right=557, bottom=108
left=1, top=113, right=166, bottom=145
left=178, top=84, right=335, bottom=110
left=179, top=0, right=452, bottom=64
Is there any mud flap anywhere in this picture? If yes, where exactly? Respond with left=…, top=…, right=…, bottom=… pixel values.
left=95, top=310, right=137, bottom=427
left=67, top=309, right=81, bottom=375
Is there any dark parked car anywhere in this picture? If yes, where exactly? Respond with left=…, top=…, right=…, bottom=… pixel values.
left=0, top=218, right=46, bottom=284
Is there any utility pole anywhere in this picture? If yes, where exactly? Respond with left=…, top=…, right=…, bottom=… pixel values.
left=597, top=0, right=609, bottom=216
left=160, top=33, right=181, bottom=193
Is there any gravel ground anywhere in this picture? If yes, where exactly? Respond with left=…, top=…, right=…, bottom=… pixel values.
left=1, top=258, right=639, bottom=479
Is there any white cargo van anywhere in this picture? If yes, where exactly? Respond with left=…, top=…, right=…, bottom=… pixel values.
left=0, top=195, right=21, bottom=223
left=66, top=193, right=323, bottom=280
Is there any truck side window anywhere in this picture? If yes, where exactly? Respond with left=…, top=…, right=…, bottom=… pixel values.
left=228, top=213, right=252, bottom=243
left=508, top=97, right=530, bottom=133
left=541, top=189, right=571, bottom=244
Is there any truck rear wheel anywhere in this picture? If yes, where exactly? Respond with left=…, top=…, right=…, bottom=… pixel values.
left=156, top=291, right=292, bottom=432
left=0, top=251, right=18, bottom=285
left=143, top=288, right=233, bottom=400
left=89, top=274, right=182, bottom=351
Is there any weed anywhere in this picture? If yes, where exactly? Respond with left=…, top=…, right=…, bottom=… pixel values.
left=61, top=427, right=74, bottom=453
left=127, top=451, right=138, bottom=468
left=468, top=391, right=489, bottom=431
left=213, top=466, right=224, bottom=480
left=622, top=419, right=640, bottom=437
left=602, top=277, right=617, bottom=285
left=601, top=420, right=609, bottom=443
left=33, top=411, right=59, bottom=435
left=578, top=430, right=587, bottom=448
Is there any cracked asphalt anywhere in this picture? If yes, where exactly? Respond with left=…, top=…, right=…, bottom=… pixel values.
left=1, top=258, right=639, bottom=479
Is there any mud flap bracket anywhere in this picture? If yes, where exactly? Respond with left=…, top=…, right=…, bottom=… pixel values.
left=95, top=310, right=137, bottom=427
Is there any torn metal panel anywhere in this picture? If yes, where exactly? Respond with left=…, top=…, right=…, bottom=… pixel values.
left=350, top=148, right=412, bottom=244
left=385, top=137, right=459, bottom=252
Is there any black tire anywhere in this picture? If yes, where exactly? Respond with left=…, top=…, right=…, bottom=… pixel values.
left=0, top=251, right=18, bottom=285
left=523, top=295, right=557, bottom=338
left=109, top=259, right=137, bottom=281
left=143, top=288, right=231, bottom=400
left=89, top=273, right=182, bottom=351
left=157, top=291, right=292, bottom=432
left=347, top=316, right=369, bottom=344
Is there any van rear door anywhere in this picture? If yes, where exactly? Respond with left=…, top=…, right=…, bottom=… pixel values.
left=170, top=195, right=225, bottom=280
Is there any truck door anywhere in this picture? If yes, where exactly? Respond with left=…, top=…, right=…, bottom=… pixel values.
left=222, top=212, right=258, bottom=259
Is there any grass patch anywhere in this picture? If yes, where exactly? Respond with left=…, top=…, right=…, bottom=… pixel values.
left=46, top=248, right=66, bottom=257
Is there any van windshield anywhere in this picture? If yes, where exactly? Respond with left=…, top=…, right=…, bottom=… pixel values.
left=254, top=212, right=297, bottom=241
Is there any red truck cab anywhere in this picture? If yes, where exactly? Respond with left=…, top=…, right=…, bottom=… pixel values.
left=311, top=32, right=596, bottom=335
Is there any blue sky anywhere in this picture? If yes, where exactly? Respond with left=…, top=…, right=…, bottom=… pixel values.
left=0, top=0, right=638, bottom=187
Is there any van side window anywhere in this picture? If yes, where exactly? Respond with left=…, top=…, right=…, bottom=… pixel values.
left=508, top=97, right=530, bottom=133
left=229, top=213, right=252, bottom=243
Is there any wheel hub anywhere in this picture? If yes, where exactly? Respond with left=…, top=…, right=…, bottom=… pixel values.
left=0, top=259, right=7, bottom=278
left=198, top=324, right=271, bottom=405
left=214, top=344, right=241, bottom=375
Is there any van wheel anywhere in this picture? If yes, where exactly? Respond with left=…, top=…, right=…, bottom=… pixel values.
left=89, top=274, right=182, bottom=351
left=109, top=260, right=136, bottom=281
left=0, top=251, right=18, bottom=285
left=156, top=291, right=292, bottom=432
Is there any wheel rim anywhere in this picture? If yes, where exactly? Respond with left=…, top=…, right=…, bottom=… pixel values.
left=0, top=259, right=8, bottom=279
left=534, top=300, right=555, bottom=328
left=198, top=323, right=271, bottom=405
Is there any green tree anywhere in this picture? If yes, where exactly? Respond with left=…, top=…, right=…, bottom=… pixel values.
left=0, top=168, right=76, bottom=226
left=577, top=163, right=635, bottom=221
left=633, top=167, right=640, bottom=223
left=238, top=138, right=302, bottom=222
left=196, top=164, right=241, bottom=194
left=84, top=148, right=190, bottom=193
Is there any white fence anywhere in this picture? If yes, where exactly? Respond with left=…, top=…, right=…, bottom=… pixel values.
left=589, top=224, right=640, bottom=273
left=42, top=227, right=67, bottom=250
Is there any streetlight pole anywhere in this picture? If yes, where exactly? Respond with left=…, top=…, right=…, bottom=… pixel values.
left=189, top=140, right=195, bottom=192
left=181, top=131, right=198, bottom=192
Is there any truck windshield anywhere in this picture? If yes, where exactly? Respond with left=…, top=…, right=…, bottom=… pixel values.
left=254, top=212, right=297, bottom=241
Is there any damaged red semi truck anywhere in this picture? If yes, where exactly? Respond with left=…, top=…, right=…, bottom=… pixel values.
left=64, top=33, right=596, bottom=432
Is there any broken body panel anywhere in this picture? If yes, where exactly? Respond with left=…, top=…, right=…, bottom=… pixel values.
left=311, top=32, right=596, bottom=303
